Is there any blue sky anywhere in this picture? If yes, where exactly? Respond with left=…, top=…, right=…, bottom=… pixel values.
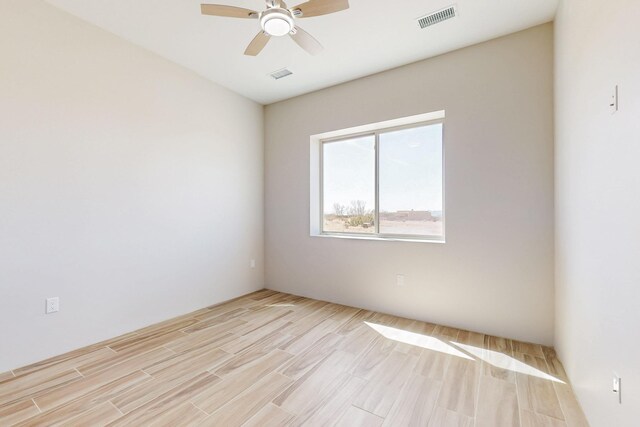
left=323, top=123, right=443, bottom=214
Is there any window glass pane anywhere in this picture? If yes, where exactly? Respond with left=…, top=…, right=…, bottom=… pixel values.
left=323, top=135, right=375, bottom=234
left=379, top=124, right=443, bottom=237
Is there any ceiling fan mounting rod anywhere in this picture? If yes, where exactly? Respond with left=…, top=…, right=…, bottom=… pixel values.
left=266, top=0, right=283, bottom=8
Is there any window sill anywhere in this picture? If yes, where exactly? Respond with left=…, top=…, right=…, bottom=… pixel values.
left=311, top=233, right=445, bottom=244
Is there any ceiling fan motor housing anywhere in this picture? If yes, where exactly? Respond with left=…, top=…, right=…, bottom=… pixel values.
left=260, top=8, right=295, bottom=36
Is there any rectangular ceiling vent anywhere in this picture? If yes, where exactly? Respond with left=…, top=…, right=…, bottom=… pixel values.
left=417, top=5, right=457, bottom=29
left=269, top=68, right=293, bottom=80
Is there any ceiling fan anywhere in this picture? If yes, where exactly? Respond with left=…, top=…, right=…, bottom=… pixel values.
left=200, top=0, right=349, bottom=56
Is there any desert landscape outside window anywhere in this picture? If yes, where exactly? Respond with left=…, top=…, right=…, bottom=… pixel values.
left=321, top=120, right=444, bottom=240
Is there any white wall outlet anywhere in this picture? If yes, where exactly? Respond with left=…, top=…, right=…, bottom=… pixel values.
left=46, top=297, right=59, bottom=314
left=613, top=375, right=621, bottom=403
left=610, top=85, right=619, bottom=113
left=250, top=259, right=256, bottom=268
left=396, top=274, right=405, bottom=287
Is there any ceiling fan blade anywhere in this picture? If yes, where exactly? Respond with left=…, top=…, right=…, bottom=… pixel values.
left=292, top=0, right=349, bottom=18
left=200, top=4, right=258, bottom=18
left=290, top=26, right=323, bottom=55
left=244, top=31, right=271, bottom=56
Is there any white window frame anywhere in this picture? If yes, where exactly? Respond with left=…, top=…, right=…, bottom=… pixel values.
left=310, top=111, right=446, bottom=243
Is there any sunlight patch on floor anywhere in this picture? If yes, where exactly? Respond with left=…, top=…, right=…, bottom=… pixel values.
left=452, top=342, right=565, bottom=383
left=365, top=322, right=473, bottom=360
left=364, top=321, right=564, bottom=383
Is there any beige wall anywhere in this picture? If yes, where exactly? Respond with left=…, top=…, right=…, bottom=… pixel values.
left=555, top=0, right=640, bottom=425
left=0, top=0, right=264, bottom=372
left=265, top=24, right=555, bottom=345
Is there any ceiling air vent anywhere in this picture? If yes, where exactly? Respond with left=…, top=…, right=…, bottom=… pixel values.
left=417, top=5, right=457, bottom=29
left=269, top=68, right=293, bottom=80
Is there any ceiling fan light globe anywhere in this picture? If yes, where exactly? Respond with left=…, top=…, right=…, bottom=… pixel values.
left=260, top=10, right=294, bottom=36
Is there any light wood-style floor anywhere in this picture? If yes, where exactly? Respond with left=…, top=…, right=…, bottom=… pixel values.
left=0, top=290, right=589, bottom=426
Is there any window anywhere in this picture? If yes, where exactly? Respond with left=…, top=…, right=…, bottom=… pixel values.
left=317, top=117, right=444, bottom=241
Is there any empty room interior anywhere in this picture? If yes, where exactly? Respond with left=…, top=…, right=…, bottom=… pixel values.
left=1, top=0, right=638, bottom=426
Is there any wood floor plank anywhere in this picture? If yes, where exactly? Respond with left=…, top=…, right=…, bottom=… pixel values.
left=233, top=312, right=294, bottom=337
left=414, top=348, right=452, bottom=381
left=242, top=403, right=295, bottom=427
left=107, top=372, right=220, bottom=426
left=484, top=335, right=513, bottom=354
left=542, top=347, right=569, bottom=382
left=433, top=325, right=460, bottom=340
left=279, top=332, right=344, bottom=380
left=20, top=371, right=151, bottom=426
left=34, top=370, right=151, bottom=411
left=352, top=335, right=397, bottom=379
left=335, top=405, right=384, bottom=427
left=338, top=323, right=380, bottom=356
left=0, top=290, right=589, bottom=427
left=273, top=350, right=357, bottom=416
left=248, top=289, right=280, bottom=301
left=521, top=409, right=568, bottom=427
left=148, top=402, right=208, bottom=427
left=369, top=312, right=401, bottom=328
left=475, top=376, right=520, bottom=427
left=352, top=351, right=419, bottom=417
left=108, top=330, right=186, bottom=355
left=166, top=331, right=236, bottom=355
left=34, top=348, right=171, bottom=412
left=143, top=347, right=230, bottom=381
left=279, top=318, right=341, bottom=354
left=335, top=309, right=376, bottom=335
left=391, top=319, right=427, bottom=356
left=455, top=330, right=485, bottom=347
left=196, top=300, right=253, bottom=321
left=434, top=357, right=479, bottom=418
left=428, top=406, right=473, bottom=427
left=76, top=344, right=175, bottom=378
left=166, top=319, right=246, bottom=353
left=10, top=347, right=114, bottom=381
left=191, top=349, right=293, bottom=414
left=235, top=304, right=292, bottom=325
left=512, top=340, right=545, bottom=358
left=213, top=331, right=294, bottom=377
left=183, top=309, right=249, bottom=333
left=553, top=382, right=590, bottom=427
left=0, top=369, right=82, bottom=407
left=289, top=375, right=366, bottom=427
left=326, top=305, right=362, bottom=325
left=0, top=400, right=41, bottom=425
left=382, top=375, right=442, bottom=427
left=514, top=352, right=564, bottom=420
left=62, top=401, right=121, bottom=426
left=110, top=347, right=229, bottom=413
left=11, top=333, right=136, bottom=378
left=285, top=304, right=336, bottom=337
left=221, top=317, right=292, bottom=354
left=482, top=351, right=517, bottom=383
left=199, top=372, right=293, bottom=426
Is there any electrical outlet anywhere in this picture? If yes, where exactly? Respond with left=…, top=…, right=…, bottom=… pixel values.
left=396, top=274, right=405, bottom=287
left=46, top=297, right=59, bottom=314
left=250, top=259, right=256, bottom=268
left=613, top=375, right=621, bottom=404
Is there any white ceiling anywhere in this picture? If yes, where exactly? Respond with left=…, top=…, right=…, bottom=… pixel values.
left=45, top=0, right=558, bottom=104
